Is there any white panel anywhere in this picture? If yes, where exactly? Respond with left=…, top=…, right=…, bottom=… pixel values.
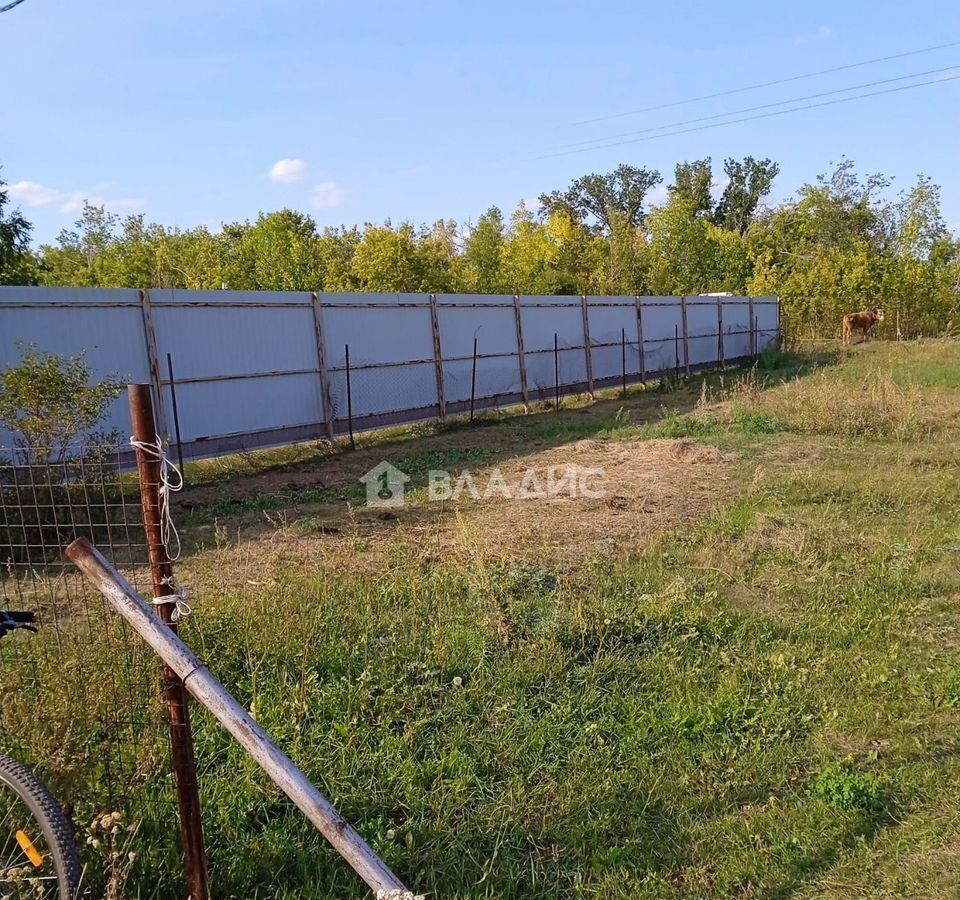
left=324, top=306, right=435, bottom=367
left=521, top=302, right=584, bottom=353
left=149, top=289, right=312, bottom=307
left=444, top=357, right=523, bottom=403
left=723, top=300, right=752, bottom=358
left=437, top=305, right=518, bottom=358
left=164, top=373, right=323, bottom=441
left=755, top=299, right=780, bottom=352
left=329, top=363, right=437, bottom=418
left=686, top=300, right=721, bottom=367
left=154, top=305, right=318, bottom=379
left=640, top=297, right=683, bottom=374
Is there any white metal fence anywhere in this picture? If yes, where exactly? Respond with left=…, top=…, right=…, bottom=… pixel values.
left=0, top=287, right=779, bottom=457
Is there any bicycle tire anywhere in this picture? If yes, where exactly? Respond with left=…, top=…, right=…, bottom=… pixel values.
left=0, top=753, right=81, bottom=898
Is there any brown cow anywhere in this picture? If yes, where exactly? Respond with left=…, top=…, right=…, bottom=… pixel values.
left=842, top=308, right=885, bottom=345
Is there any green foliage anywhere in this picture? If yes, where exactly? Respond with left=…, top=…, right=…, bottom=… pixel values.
left=810, top=762, right=883, bottom=812
left=0, top=170, right=39, bottom=285
left=0, top=345, right=124, bottom=462
left=2, top=156, right=957, bottom=339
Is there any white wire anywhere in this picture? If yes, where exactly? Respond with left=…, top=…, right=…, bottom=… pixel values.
left=129, top=436, right=183, bottom=560
left=129, top=436, right=191, bottom=620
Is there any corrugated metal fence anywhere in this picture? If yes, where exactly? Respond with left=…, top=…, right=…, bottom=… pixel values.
left=0, top=288, right=779, bottom=457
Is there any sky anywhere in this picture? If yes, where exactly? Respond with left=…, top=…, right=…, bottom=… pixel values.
left=2, top=0, right=959, bottom=245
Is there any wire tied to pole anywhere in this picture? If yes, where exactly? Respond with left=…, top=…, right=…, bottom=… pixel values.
left=129, top=435, right=183, bottom=560
left=153, top=576, right=192, bottom=622
left=130, top=436, right=190, bottom=619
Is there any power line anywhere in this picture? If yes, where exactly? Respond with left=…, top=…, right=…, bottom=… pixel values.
left=549, top=63, right=960, bottom=155
left=0, top=0, right=29, bottom=12
left=534, top=73, right=960, bottom=161
left=571, top=39, right=960, bottom=126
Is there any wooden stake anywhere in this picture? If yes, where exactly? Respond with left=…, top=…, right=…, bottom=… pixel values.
left=513, top=295, right=530, bottom=409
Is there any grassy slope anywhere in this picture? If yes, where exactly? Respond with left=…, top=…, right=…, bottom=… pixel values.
left=10, top=340, right=960, bottom=898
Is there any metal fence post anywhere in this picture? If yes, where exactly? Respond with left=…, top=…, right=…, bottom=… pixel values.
left=128, top=384, right=209, bottom=900
left=165, top=353, right=185, bottom=477
left=681, top=296, right=691, bottom=376
left=554, top=332, right=560, bottom=411
left=469, top=336, right=478, bottom=423
left=748, top=295, right=756, bottom=357
left=345, top=343, right=355, bottom=450
left=310, top=292, right=336, bottom=441
left=580, top=295, right=595, bottom=396
left=513, top=295, right=530, bottom=409
left=635, top=296, right=646, bottom=384
left=428, top=293, right=447, bottom=422
left=675, top=324, right=680, bottom=379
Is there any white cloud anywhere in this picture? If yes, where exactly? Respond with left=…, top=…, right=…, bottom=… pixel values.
left=268, top=158, right=308, bottom=183
left=7, top=180, right=140, bottom=215
left=311, top=181, right=347, bottom=209
left=8, top=180, right=64, bottom=208
left=796, top=24, right=834, bottom=44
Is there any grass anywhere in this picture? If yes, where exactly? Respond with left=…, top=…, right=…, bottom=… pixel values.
left=5, top=339, right=960, bottom=897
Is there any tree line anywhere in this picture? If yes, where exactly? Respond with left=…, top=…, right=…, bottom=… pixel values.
left=1, top=157, right=958, bottom=337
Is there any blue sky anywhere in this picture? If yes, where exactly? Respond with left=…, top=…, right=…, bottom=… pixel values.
left=2, top=0, right=959, bottom=244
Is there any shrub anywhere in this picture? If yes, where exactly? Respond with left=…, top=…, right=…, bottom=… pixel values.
left=0, top=345, right=124, bottom=464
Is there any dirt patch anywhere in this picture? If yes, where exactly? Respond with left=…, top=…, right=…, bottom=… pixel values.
left=177, top=437, right=735, bottom=585
left=431, top=438, right=733, bottom=562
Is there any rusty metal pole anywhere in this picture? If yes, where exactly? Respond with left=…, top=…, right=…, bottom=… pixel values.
left=469, top=336, right=478, bottom=423
left=128, top=384, right=209, bottom=900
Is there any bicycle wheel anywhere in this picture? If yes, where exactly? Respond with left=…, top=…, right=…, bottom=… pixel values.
left=0, top=754, right=81, bottom=898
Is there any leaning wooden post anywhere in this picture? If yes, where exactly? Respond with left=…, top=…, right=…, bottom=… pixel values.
left=580, top=295, right=595, bottom=396
left=428, top=293, right=447, bottom=422
left=513, top=295, right=530, bottom=410
left=128, top=384, right=209, bottom=900
left=66, top=538, right=412, bottom=897
left=310, top=292, right=336, bottom=441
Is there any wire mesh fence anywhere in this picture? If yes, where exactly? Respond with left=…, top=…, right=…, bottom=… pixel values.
left=0, top=443, right=183, bottom=888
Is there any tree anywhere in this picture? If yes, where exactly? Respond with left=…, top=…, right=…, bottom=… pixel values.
left=713, top=156, right=780, bottom=235
left=0, top=170, right=38, bottom=285
left=0, top=346, right=124, bottom=464
left=540, top=164, right=662, bottom=233
left=670, top=159, right=714, bottom=218
left=462, top=207, right=506, bottom=293
left=224, top=210, right=323, bottom=290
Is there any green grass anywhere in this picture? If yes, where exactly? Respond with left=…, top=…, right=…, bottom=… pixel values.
left=6, top=341, right=960, bottom=897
